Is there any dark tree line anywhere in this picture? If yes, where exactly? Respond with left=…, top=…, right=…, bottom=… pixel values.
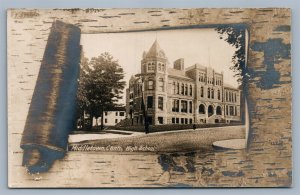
left=77, top=52, right=126, bottom=130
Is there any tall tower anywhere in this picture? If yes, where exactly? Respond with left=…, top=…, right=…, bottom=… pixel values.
left=140, top=40, right=168, bottom=125
left=141, top=40, right=168, bottom=74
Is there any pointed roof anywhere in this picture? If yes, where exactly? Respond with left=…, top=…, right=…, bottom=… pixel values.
left=145, top=40, right=167, bottom=59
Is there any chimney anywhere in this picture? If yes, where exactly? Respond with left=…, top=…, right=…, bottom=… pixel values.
left=174, top=58, right=184, bottom=70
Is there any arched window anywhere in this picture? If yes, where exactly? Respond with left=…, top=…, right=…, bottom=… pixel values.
left=148, top=80, right=154, bottom=90
left=218, top=90, right=221, bottom=100
left=189, top=85, right=192, bottom=96
left=208, top=105, right=213, bottom=117
left=216, top=106, right=222, bottom=115
left=207, top=88, right=210, bottom=98
left=158, top=78, right=164, bottom=92
left=199, top=104, right=205, bottom=114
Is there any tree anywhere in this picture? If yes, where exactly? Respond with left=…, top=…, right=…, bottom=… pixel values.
left=76, top=56, right=90, bottom=129
left=216, top=25, right=248, bottom=87
left=77, top=52, right=126, bottom=130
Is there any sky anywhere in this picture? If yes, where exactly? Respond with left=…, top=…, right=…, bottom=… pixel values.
left=81, top=28, right=241, bottom=105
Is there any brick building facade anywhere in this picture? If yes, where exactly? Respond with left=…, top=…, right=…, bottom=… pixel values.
left=126, top=40, right=241, bottom=125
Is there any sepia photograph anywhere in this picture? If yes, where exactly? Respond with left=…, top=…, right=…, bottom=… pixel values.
left=7, top=8, right=291, bottom=188
left=70, top=28, right=247, bottom=151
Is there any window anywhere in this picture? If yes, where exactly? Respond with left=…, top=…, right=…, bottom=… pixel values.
left=230, top=106, right=234, bottom=116
left=105, top=112, right=108, bottom=116
left=189, top=118, right=193, bottom=124
left=218, top=90, right=221, bottom=100
left=173, top=82, right=176, bottom=94
left=115, top=112, right=118, bottom=116
left=185, top=84, right=188, bottom=95
left=226, top=91, right=228, bottom=101
left=158, top=78, right=164, bottom=92
left=201, top=87, right=204, bottom=97
left=176, top=118, right=179, bottom=124
left=216, top=106, right=222, bottom=115
left=211, top=89, right=214, bottom=99
left=207, top=88, right=210, bottom=98
left=105, top=119, right=107, bottom=123
left=115, top=119, right=118, bottom=123
left=235, top=93, right=237, bottom=102
left=158, top=117, right=163, bottom=124
left=185, top=118, right=188, bottom=124
left=148, top=80, right=154, bottom=90
left=172, top=99, right=179, bottom=112
left=208, top=105, right=213, bottom=117
left=120, top=112, right=125, bottom=116
left=181, top=118, right=184, bottom=124
left=199, top=104, right=205, bottom=114
left=235, top=106, right=237, bottom=116
left=199, top=73, right=205, bottom=82
left=226, top=106, right=228, bottom=115
left=148, top=63, right=155, bottom=71
left=189, top=85, right=193, bottom=96
left=172, top=99, right=176, bottom=112
left=158, top=97, right=164, bottom=110
left=189, top=101, right=193, bottom=113
left=177, top=83, right=180, bottom=94
left=172, top=117, right=175, bottom=124
left=181, top=83, right=184, bottom=95
left=147, top=96, right=153, bottom=108
left=181, top=100, right=188, bottom=113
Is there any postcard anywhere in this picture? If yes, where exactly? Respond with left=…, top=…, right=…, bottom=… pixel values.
left=7, top=8, right=292, bottom=188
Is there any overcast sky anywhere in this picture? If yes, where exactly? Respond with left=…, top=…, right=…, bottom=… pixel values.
left=81, top=28, right=241, bottom=105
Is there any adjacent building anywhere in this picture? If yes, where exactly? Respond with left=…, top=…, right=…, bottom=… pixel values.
left=92, top=107, right=126, bottom=126
left=125, top=40, right=241, bottom=125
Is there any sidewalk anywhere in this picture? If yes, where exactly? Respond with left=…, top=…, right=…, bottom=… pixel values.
left=68, top=130, right=143, bottom=143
